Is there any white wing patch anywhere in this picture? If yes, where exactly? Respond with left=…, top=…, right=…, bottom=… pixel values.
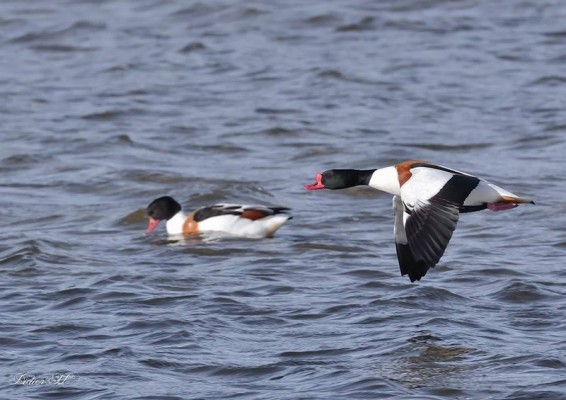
left=392, top=196, right=407, bottom=245
left=401, top=167, right=453, bottom=206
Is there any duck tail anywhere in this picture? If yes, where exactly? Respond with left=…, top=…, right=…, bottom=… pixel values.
left=500, top=195, right=535, bottom=205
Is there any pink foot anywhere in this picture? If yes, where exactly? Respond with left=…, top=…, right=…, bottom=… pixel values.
left=487, top=202, right=517, bottom=212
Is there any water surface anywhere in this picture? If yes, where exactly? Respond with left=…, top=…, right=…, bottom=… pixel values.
left=1, top=1, right=565, bottom=399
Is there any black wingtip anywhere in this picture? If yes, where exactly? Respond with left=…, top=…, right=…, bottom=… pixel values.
left=396, top=243, right=430, bottom=283
left=407, top=266, right=428, bottom=282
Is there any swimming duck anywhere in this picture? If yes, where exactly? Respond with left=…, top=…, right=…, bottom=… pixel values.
left=305, top=160, right=534, bottom=282
left=146, top=196, right=291, bottom=238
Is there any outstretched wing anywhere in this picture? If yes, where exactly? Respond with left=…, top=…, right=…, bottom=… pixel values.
left=393, top=196, right=430, bottom=282
left=394, top=174, right=480, bottom=281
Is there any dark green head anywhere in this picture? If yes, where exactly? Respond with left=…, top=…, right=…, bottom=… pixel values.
left=146, top=196, right=182, bottom=233
left=304, top=169, right=375, bottom=190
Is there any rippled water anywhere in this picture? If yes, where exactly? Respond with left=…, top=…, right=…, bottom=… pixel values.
left=1, top=1, right=565, bottom=399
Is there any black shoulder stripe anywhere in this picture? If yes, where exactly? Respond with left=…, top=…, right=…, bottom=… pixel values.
left=411, top=163, right=466, bottom=176
left=193, top=207, right=239, bottom=222
left=432, top=174, right=480, bottom=206
left=218, top=205, right=241, bottom=210
left=269, top=206, right=291, bottom=215
left=193, top=205, right=291, bottom=222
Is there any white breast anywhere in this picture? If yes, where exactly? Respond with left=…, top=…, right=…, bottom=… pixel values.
left=166, top=211, right=187, bottom=235
left=368, top=166, right=401, bottom=196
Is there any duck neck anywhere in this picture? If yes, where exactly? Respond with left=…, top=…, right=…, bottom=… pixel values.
left=166, top=211, right=187, bottom=234
left=351, top=169, right=376, bottom=187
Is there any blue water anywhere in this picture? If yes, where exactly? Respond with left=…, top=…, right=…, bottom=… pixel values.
left=1, top=1, right=565, bottom=399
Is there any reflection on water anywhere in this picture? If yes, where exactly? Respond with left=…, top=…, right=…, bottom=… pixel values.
left=388, top=338, right=475, bottom=390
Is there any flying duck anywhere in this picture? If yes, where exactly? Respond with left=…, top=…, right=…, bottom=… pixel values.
left=305, top=160, right=534, bottom=282
left=146, top=196, right=291, bottom=238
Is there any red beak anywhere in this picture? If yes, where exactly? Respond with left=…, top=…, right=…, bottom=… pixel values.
left=146, top=218, right=160, bottom=233
left=304, top=173, right=326, bottom=190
